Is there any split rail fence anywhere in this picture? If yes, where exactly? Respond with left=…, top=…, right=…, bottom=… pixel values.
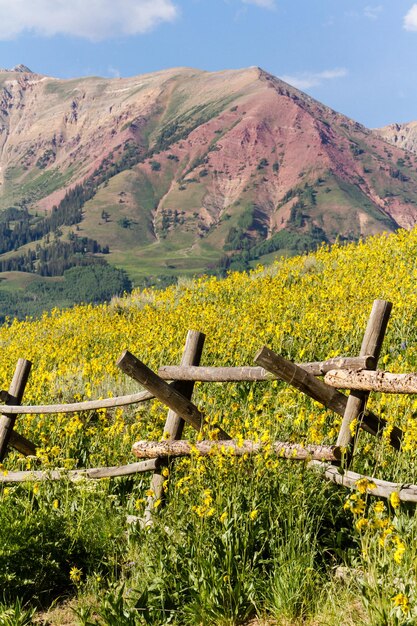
left=1, top=298, right=416, bottom=510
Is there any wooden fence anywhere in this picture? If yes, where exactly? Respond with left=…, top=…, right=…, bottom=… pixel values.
left=1, top=298, right=416, bottom=510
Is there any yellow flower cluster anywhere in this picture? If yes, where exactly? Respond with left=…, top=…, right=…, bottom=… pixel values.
left=2, top=228, right=417, bottom=572
left=393, top=592, right=411, bottom=615
left=192, top=488, right=215, bottom=518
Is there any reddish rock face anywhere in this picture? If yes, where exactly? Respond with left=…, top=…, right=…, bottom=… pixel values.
left=1, top=65, right=417, bottom=273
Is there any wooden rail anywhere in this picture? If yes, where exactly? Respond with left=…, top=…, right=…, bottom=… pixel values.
left=0, top=300, right=411, bottom=501
left=0, top=359, right=32, bottom=461
left=311, top=461, right=417, bottom=503
left=144, top=330, right=206, bottom=523
left=0, top=459, right=159, bottom=483
left=335, top=299, right=392, bottom=458
left=158, top=356, right=374, bottom=381
left=0, top=389, right=154, bottom=415
left=132, top=439, right=341, bottom=461
left=9, top=431, right=36, bottom=456
left=325, top=369, right=417, bottom=393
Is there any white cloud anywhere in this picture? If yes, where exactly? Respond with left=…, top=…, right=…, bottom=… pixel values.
left=404, top=4, right=417, bottom=31
left=0, top=0, right=178, bottom=41
left=364, top=5, right=383, bottom=20
left=280, top=68, right=348, bottom=91
left=242, top=0, right=276, bottom=9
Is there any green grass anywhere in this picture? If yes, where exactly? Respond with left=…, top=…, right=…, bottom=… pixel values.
left=0, top=164, right=77, bottom=211
left=79, top=171, right=156, bottom=249
left=0, top=162, right=405, bottom=294
left=0, top=271, right=62, bottom=291
left=0, top=457, right=353, bottom=625
left=310, top=173, right=398, bottom=239
left=78, top=166, right=220, bottom=284
left=43, top=76, right=106, bottom=97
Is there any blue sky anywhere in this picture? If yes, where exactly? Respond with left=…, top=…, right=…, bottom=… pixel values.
left=0, top=0, right=416, bottom=128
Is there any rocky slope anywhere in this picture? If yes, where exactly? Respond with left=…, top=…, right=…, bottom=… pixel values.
left=1, top=65, right=417, bottom=282
left=376, top=121, right=417, bottom=155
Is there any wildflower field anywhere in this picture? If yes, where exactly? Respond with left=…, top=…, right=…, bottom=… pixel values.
left=2, top=228, right=417, bottom=624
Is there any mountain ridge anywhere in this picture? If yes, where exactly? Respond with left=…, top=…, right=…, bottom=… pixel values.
left=1, top=65, right=417, bottom=285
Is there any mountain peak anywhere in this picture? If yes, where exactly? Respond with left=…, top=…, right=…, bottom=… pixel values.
left=1, top=65, right=417, bottom=285
left=0, top=64, right=34, bottom=74
left=12, top=64, right=33, bottom=73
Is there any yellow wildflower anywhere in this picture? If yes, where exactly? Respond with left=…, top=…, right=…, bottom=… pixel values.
left=392, top=593, right=410, bottom=614
left=356, top=478, right=376, bottom=494
left=355, top=517, right=368, bottom=532
left=373, top=501, right=385, bottom=515
left=69, top=566, right=82, bottom=584
left=390, top=491, right=401, bottom=509
left=393, top=538, right=406, bottom=564
left=344, top=493, right=365, bottom=515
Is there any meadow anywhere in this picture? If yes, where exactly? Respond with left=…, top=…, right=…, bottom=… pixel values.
left=2, top=228, right=417, bottom=624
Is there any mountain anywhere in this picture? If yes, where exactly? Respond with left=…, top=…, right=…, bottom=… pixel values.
left=2, top=65, right=417, bottom=287
left=376, top=121, right=417, bottom=155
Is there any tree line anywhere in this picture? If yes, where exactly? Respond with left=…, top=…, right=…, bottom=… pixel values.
left=0, top=235, right=109, bottom=276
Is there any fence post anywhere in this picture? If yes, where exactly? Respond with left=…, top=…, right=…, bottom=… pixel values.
left=143, top=330, right=205, bottom=523
left=0, top=358, right=32, bottom=462
left=336, top=299, right=392, bottom=465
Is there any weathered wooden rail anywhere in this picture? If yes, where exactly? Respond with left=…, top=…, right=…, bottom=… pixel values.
left=0, top=459, right=159, bottom=483
left=132, top=439, right=341, bottom=461
left=0, top=389, right=154, bottom=414
left=324, top=369, right=417, bottom=393
left=0, top=348, right=380, bottom=467
left=1, top=297, right=417, bottom=510
left=157, top=356, right=375, bottom=381
left=309, top=462, right=417, bottom=503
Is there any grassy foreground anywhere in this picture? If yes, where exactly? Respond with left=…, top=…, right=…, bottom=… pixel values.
left=2, top=229, right=417, bottom=624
